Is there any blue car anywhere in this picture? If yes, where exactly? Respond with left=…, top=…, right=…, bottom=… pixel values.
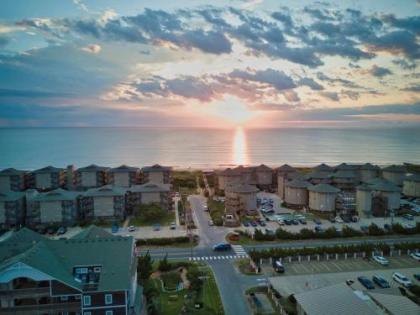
left=213, top=243, right=231, bottom=251
left=111, top=224, right=119, bottom=233
left=372, top=275, right=390, bottom=288
left=358, top=276, right=375, bottom=289
left=284, top=219, right=292, bottom=225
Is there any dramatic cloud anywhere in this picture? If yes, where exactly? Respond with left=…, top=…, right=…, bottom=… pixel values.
left=369, top=65, right=393, bottom=77
left=320, top=91, right=339, bottom=101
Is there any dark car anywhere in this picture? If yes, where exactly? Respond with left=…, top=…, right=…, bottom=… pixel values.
left=243, top=221, right=250, bottom=227
left=36, top=226, right=48, bottom=234
left=291, top=219, right=299, bottom=225
left=213, top=243, right=231, bottom=251
left=358, top=276, right=375, bottom=289
left=313, top=218, right=322, bottom=225
left=56, top=226, right=67, bottom=235
left=342, top=217, right=351, bottom=223
left=272, top=260, right=285, bottom=273
left=250, top=221, right=258, bottom=227
left=360, top=225, right=369, bottom=233
left=383, top=223, right=392, bottom=231
left=315, top=226, right=324, bottom=233
left=372, top=275, right=390, bottom=288
left=284, top=219, right=292, bottom=225
left=414, top=274, right=420, bottom=281
left=329, top=217, right=336, bottom=223
left=298, top=218, right=307, bottom=225
left=47, top=226, right=57, bottom=235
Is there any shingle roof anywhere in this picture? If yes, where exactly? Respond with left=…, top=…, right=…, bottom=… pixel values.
left=313, top=163, right=333, bottom=172
left=71, top=225, right=113, bottom=240
left=368, top=292, right=420, bottom=315
left=332, top=170, right=357, bottom=178
left=286, top=179, right=311, bottom=189
left=277, top=164, right=296, bottom=173
left=255, top=164, right=272, bottom=172
left=294, top=283, right=376, bottom=315
left=370, top=181, right=401, bottom=193
left=0, top=226, right=134, bottom=292
left=305, top=171, right=332, bottom=180
left=77, top=164, right=109, bottom=172
left=0, top=168, right=27, bottom=175
left=109, top=165, right=139, bottom=173
left=84, top=185, right=126, bottom=197
left=382, top=165, right=406, bottom=173
left=229, top=183, right=259, bottom=193
left=33, top=166, right=64, bottom=173
left=0, top=191, right=25, bottom=202
left=308, top=183, right=340, bottom=193
left=356, top=184, right=373, bottom=191
left=29, top=188, right=80, bottom=202
left=404, top=174, right=420, bottom=183
left=129, top=183, right=170, bottom=193
left=141, top=164, right=171, bottom=172
left=335, top=163, right=359, bottom=171
left=359, top=163, right=379, bottom=171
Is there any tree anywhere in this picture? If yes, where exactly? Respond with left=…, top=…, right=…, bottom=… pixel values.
left=137, top=251, right=153, bottom=283
left=135, top=203, right=167, bottom=223
left=158, top=253, right=172, bottom=272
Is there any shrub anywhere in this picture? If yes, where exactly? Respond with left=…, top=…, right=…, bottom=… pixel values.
left=134, top=203, right=167, bottom=224
left=136, top=236, right=192, bottom=246
left=368, top=223, right=385, bottom=236
left=158, top=254, right=172, bottom=272
left=275, top=228, right=295, bottom=240
left=254, top=228, right=276, bottom=241
left=342, top=225, right=363, bottom=237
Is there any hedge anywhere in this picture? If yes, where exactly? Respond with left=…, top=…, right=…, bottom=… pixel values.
left=136, top=236, right=193, bottom=246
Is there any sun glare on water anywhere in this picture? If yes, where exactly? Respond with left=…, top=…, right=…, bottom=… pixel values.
left=232, top=126, right=249, bottom=165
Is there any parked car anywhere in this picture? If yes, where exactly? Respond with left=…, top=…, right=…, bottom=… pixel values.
left=213, top=243, right=231, bottom=251
left=265, top=228, right=275, bottom=235
left=284, top=219, right=292, bottom=225
left=313, top=218, right=322, bottom=225
left=335, top=217, right=344, bottom=224
left=47, top=226, right=57, bottom=235
left=229, top=232, right=240, bottom=241
left=37, top=226, right=48, bottom=234
left=298, top=218, right=307, bottom=225
left=403, top=213, right=414, bottom=220
left=358, top=276, right=375, bottom=289
left=345, top=279, right=354, bottom=286
left=383, top=223, right=392, bottom=231
left=291, top=219, right=299, bottom=225
left=56, top=226, right=67, bottom=235
left=329, top=217, right=336, bottom=223
left=414, top=274, right=420, bottom=281
left=243, top=221, right=250, bottom=227
left=258, top=219, right=267, bottom=227
left=250, top=221, right=258, bottom=227
left=272, top=260, right=285, bottom=273
left=208, top=220, right=214, bottom=226
left=372, top=255, right=389, bottom=266
left=342, top=217, right=351, bottom=223
left=315, top=226, right=324, bottom=233
left=409, top=252, right=420, bottom=261
left=360, top=225, right=369, bottom=233
left=170, top=222, right=176, bottom=230
left=392, top=272, right=412, bottom=287
left=128, top=225, right=136, bottom=232
left=153, top=224, right=161, bottom=231
left=352, top=216, right=359, bottom=222
left=372, top=275, right=390, bottom=288
left=111, top=224, right=119, bottom=233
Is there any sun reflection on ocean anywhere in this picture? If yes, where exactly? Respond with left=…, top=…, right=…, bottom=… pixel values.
left=232, top=126, right=249, bottom=165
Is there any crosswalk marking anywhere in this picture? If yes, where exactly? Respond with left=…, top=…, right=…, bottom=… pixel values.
left=231, top=245, right=248, bottom=257
left=188, top=254, right=249, bottom=261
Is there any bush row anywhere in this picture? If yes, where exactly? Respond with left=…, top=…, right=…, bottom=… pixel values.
left=136, top=236, right=191, bottom=246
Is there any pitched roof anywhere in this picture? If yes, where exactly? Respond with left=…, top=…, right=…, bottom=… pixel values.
left=0, top=191, right=25, bottom=202
left=255, top=164, right=272, bottom=172
left=305, top=171, right=332, bottom=180
left=229, top=183, right=259, bottom=193
left=71, top=225, right=114, bottom=240
left=313, top=163, right=333, bottom=172
left=84, top=185, right=126, bottom=197
left=0, top=226, right=134, bottom=292
left=382, top=164, right=406, bottom=173
left=356, top=184, right=373, bottom=191
left=33, top=166, right=64, bottom=173
left=109, top=165, right=139, bottom=173
left=141, top=164, right=171, bottom=172
left=286, top=179, right=311, bottom=189
left=332, top=170, right=357, bottom=178
left=308, top=183, right=340, bottom=193
left=77, top=164, right=109, bottom=172
left=129, top=183, right=170, bottom=193
left=359, top=163, right=379, bottom=171
left=277, top=164, right=296, bottom=173
left=29, top=188, right=80, bottom=202
left=0, top=168, right=27, bottom=176
left=294, top=283, right=376, bottom=315
left=335, top=163, right=359, bottom=171
left=404, top=173, right=420, bottom=183
left=370, top=181, right=401, bottom=193
left=368, top=292, right=420, bottom=315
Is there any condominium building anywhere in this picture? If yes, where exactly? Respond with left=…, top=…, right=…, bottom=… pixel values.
left=128, top=183, right=171, bottom=211
left=75, top=164, right=109, bottom=189
left=358, top=163, right=380, bottom=182
left=403, top=174, right=420, bottom=197
left=381, top=165, right=406, bottom=186
left=277, top=164, right=297, bottom=199
left=80, top=185, right=127, bottom=221
left=308, top=183, right=340, bottom=213
left=254, top=164, right=273, bottom=186
left=284, top=179, right=311, bottom=209
left=26, top=188, right=80, bottom=227
left=331, top=170, right=358, bottom=190
left=225, top=183, right=259, bottom=216
left=32, top=166, right=66, bottom=190
left=0, top=168, right=27, bottom=192
left=0, top=191, right=25, bottom=228
left=141, top=164, right=171, bottom=185
left=0, top=226, right=142, bottom=314
left=108, top=165, right=140, bottom=187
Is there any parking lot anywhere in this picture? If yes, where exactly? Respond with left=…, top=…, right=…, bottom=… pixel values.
left=267, top=256, right=420, bottom=296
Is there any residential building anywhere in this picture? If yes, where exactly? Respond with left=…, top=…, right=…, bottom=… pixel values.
left=26, top=188, right=80, bottom=227
left=0, top=226, right=142, bottom=314
left=276, top=164, right=297, bottom=199
left=284, top=179, right=311, bottom=209
left=254, top=164, right=273, bottom=186
left=75, top=164, right=109, bottom=189
left=358, top=163, right=379, bottom=182
left=308, top=184, right=340, bottom=213
left=128, top=183, right=171, bottom=211
left=216, top=168, right=242, bottom=193
left=0, top=191, right=25, bottom=229
left=313, top=163, right=333, bottom=175
left=381, top=165, right=406, bottom=186
left=293, top=283, right=377, bottom=315
left=225, top=183, right=259, bottom=218
left=32, top=166, right=66, bottom=190
left=108, top=165, right=140, bottom=187
left=331, top=170, right=358, bottom=190
left=403, top=174, right=420, bottom=197
left=0, top=168, right=27, bottom=192
left=80, top=185, right=127, bottom=222
left=141, top=164, right=171, bottom=185
left=304, top=171, right=332, bottom=185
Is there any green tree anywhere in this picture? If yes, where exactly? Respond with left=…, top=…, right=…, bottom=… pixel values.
left=135, top=203, right=167, bottom=223
left=158, top=253, right=172, bottom=272
left=137, top=251, right=153, bottom=283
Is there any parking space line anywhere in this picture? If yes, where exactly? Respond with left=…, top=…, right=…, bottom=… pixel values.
left=330, top=261, right=343, bottom=271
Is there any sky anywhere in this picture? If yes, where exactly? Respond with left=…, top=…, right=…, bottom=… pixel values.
left=0, top=0, right=419, bottom=128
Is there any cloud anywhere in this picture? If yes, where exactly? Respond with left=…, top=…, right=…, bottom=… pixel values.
left=369, top=65, right=392, bottom=77
left=320, top=91, right=339, bottom=101
left=382, top=14, right=420, bottom=35
left=392, top=58, right=417, bottom=70
left=229, top=68, right=296, bottom=91
left=401, top=84, right=420, bottom=92
left=298, top=77, right=324, bottom=90
left=0, top=35, right=9, bottom=47
left=80, top=44, right=101, bottom=54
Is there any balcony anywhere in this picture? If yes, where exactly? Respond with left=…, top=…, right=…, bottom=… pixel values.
left=0, top=302, right=81, bottom=315
left=0, top=287, right=50, bottom=299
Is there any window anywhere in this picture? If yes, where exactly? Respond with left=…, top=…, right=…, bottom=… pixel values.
left=83, top=295, right=91, bottom=306
left=105, top=311, right=113, bottom=315
left=60, top=296, right=69, bottom=301
left=83, top=312, right=91, bottom=315
left=105, top=294, right=113, bottom=305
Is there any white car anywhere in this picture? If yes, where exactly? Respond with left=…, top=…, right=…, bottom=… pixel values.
left=208, top=220, right=214, bottom=226
left=372, top=255, right=389, bottom=266
left=410, top=252, right=420, bottom=261
left=335, top=217, right=344, bottom=223
left=128, top=225, right=136, bottom=232
left=392, top=272, right=412, bottom=287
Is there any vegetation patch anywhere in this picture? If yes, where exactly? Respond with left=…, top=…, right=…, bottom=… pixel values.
left=208, top=198, right=225, bottom=226
left=130, top=203, right=175, bottom=226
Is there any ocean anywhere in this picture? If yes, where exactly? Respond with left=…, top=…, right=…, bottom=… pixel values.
left=0, top=127, right=419, bottom=169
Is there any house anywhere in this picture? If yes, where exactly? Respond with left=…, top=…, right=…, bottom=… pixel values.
left=80, top=185, right=127, bottom=222
left=0, top=168, right=27, bottom=192
left=0, top=191, right=25, bottom=229
left=0, top=226, right=142, bottom=314
left=225, top=183, right=259, bottom=217
left=141, top=164, right=171, bottom=185
left=276, top=164, right=297, bottom=199
left=293, top=283, right=377, bottom=315
left=108, top=165, right=140, bottom=187
left=75, top=164, right=109, bottom=189
left=331, top=170, right=358, bottom=190
left=216, top=168, right=242, bottom=193
left=284, top=179, right=311, bottom=209
left=358, top=163, right=379, bottom=182
left=128, top=183, right=171, bottom=211
left=26, top=188, right=80, bottom=227
left=32, top=166, right=66, bottom=190
left=381, top=165, right=406, bottom=186
left=403, top=173, right=420, bottom=197
left=305, top=171, right=332, bottom=185
left=308, top=184, right=340, bottom=213
left=254, top=164, right=273, bottom=186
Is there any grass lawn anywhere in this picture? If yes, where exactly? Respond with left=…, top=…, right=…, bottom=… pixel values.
left=161, top=271, right=182, bottom=291
left=208, top=199, right=225, bottom=226
left=129, top=210, right=175, bottom=226
left=198, top=266, right=225, bottom=315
